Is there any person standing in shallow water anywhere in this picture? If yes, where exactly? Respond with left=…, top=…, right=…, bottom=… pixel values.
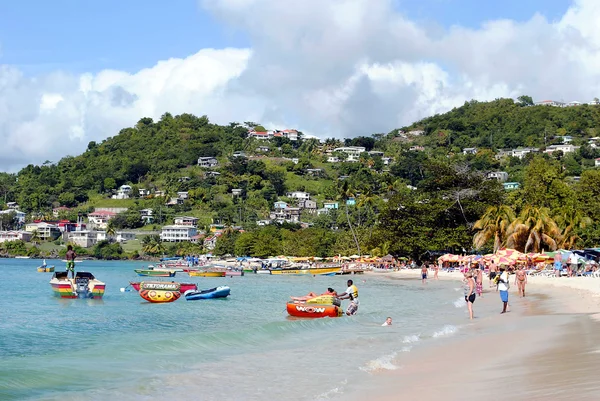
left=421, top=264, right=428, bottom=284
left=475, top=268, right=483, bottom=298
left=497, top=267, right=510, bottom=313
left=463, top=271, right=476, bottom=319
left=65, top=245, right=77, bottom=279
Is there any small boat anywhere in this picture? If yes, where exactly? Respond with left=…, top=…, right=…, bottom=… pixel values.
left=138, top=281, right=181, bottom=303
left=256, top=269, right=272, bottom=275
left=286, top=301, right=343, bottom=318
left=188, top=270, right=226, bottom=277
left=225, top=270, right=244, bottom=277
left=129, top=281, right=197, bottom=293
left=15, top=256, right=30, bottom=259
left=270, top=267, right=342, bottom=276
left=184, top=286, right=231, bottom=300
left=134, top=269, right=176, bottom=277
left=37, top=266, right=55, bottom=272
left=50, top=271, right=105, bottom=299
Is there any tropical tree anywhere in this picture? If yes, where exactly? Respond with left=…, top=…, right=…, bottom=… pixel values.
left=505, top=206, right=561, bottom=253
left=30, top=230, right=42, bottom=246
left=336, top=181, right=360, bottom=255
left=142, top=235, right=164, bottom=256
left=106, top=221, right=117, bottom=242
left=555, top=208, right=592, bottom=249
left=473, top=205, right=515, bottom=252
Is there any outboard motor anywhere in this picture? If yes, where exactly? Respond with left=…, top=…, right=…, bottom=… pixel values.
left=74, top=272, right=95, bottom=298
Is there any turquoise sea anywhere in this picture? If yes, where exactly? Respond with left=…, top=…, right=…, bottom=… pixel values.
left=0, top=259, right=471, bottom=400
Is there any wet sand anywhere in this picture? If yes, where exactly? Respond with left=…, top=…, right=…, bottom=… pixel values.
left=353, top=270, right=600, bottom=401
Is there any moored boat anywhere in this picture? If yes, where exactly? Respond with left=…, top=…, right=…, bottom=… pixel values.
left=50, top=271, right=105, bottom=299
left=286, top=301, right=343, bottom=318
left=270, top=267, right=342, bottom=276
left=184, top=286, right=231, bottom=300
left=225, top=270, right=244, bottom=277
left=37, top=266, right=55, bottom=272
left=129, top=281, right=197, bottom=293
left=138, top=281, right=181, bottom=303
left=134, top=269, right=176, bottom=277
left=188, top=270, right=226, bottom=277
left=256, top=269, right=271, bottom=275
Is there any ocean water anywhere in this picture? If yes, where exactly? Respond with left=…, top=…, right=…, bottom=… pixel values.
left=0, top=259, right=470, bottom=401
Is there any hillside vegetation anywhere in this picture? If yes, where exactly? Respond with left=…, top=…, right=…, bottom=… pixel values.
left=2, top=98, right=600, bottom=259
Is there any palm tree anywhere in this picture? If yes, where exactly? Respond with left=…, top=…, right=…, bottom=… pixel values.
left=505, top=206, right=561, bottom=253
left=555, top=208, right=592, bottom=249
left=472, top=205, right=515, bottom=252
left=142, top=234, right=164, bottom=256
left=336, top=181, right=360, bottom=255
left=30, top=230, right=41, bottom=246
left=106, top=221, right=117, bottom=243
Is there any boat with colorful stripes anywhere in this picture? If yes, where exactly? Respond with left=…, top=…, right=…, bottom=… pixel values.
left=49, top=271, right=105, bottom=299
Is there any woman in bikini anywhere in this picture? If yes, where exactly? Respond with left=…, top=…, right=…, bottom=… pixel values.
left=464, top=271, right=476, bottom=320
left=475, top=268, right=483, bottom=298
left=515, top=266, right=527, bottom=297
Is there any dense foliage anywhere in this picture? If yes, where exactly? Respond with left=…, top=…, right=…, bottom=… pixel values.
left=2, top=99, right=600, bottom=260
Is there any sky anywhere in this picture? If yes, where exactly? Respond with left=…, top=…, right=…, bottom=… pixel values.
left=1, top=0, right=595, bottom=172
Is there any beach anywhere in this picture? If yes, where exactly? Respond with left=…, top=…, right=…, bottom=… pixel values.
left=350, top=269, right=600, bottom=401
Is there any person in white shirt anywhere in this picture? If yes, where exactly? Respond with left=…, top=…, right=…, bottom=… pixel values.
left=339, top=280, right=359, bottom=315
left=497, top=267, right=510, bottom=314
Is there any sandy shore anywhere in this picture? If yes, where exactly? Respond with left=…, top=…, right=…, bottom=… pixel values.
left=353, top=269, right=600, bottom=401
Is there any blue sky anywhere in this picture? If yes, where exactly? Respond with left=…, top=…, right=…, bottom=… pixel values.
left=0, top=0, right=571, bottom=74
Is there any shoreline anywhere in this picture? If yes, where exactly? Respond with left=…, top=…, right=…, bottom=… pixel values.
left=353, top=269, right=600, bottom=400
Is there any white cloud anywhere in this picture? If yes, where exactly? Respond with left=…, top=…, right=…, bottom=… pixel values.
left=2, top=0, right=600, bottom=170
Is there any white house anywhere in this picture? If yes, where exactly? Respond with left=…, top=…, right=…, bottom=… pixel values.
left=177, top=191, right=189, bottom=200
left=333, top=146, right=366, bottom=162
left=323, top=201, right=339, bottom=209
left=139, top=188, right=150, bottom=197
left=462, top=147, right=477, bottom=155
left=544, top=144, right=579, bottom=154
left=486, top=171, right=509, bottom=182
left=274, top=201, right=288, bottom=209
left=286, top=191, right=310, bottom=200
left=87, top=211, right=116, bottom=229
left=116, top=232, right=136, bottom=242
left=0, top=230, right=31, bottom=243
left=0, top=209, right=26, bottom=224
left=327, top=156, right=340, bottom=163
left=174, top=216, right=199, bottom=226
left=198, top=157, right=218, bottom=168
left=67, top=231, right=99, bottom=248
left=160, top=225, right=198, bottom=242
left=139, top=209, right=154, bottom=224
left=368, top=151, right=384, bottom=157
left=595, top=158, right=600, bottom=167
left=112, top=184, right=132, bottom=200
left=25, top=222, right=61, bottom=241
left=511, top=148, right=539, bottom=159
left=534, top=100, right=565, bottom=107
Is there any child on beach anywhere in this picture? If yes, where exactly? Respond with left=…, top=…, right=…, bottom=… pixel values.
left=497, top=267, right=510, bottom=314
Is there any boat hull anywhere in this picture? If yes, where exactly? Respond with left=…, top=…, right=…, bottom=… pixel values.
left=184, top=286, right=231, bottom=300
left=129, top=282, right=197, bottom=293
left=134, top=269, right=176, bottom=277
left=271, top=267, right=342, bottom=276
left=225, top=271, right=244, bottom=277
left=49, top=272, right=105, bottom=299
left=256, top=270, right=271, bottom=275
left=188, top=271, right=226, bottom=277
left=138, top=282, right=181, bottom=303
left=38, top=266, right=55, bottom=272
left=286, top=302, right=343, bottom=318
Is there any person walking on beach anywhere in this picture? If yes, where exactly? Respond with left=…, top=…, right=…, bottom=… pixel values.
left=489, top=262, right=498, bottom=289
left=421, top=264, right=428, bottom=284
left=475, top=268, right=483, bottom=298
left=433, top=263, right=439, bottom=280
left=339, top=279, right=359, bottom=315
left=515, top=266, right=527, bottom=297
left=464, top=271, right=476, bottom=319
left=65, top=244, right=77, bottom=279
left=497, top=267, right=510, bottom=314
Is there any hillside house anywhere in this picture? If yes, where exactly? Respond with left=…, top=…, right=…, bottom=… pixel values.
left=511, top=148, right=539, bottom=159
left=88, top=211, right=116, bottom=229
left=503, top=182, right=521, bottom=191
left=0, top=230, right=31, bottom=243
left=67, top=231, right=99, bottom=248
left=0, top=209, right=26, bottom=224
left=286, top=191, right=310, bottom=201
left=174, top=216, right=198, bottom=226
left=544, top=144, right=579, bottom=154
left=25, top=222, right=61, bottom=241
left=534, top=100, right=565, bottom=107
left=382, top=157, right=394, bottom=165
left=52, top=206, right=71, bottom=218
left=198, top=157, right=218, bottom=168
left=409, top=146, right=424, bottom=152
left=139, top=209, right=154, bottom=224
left=269, top=207, right=301, bottom=223
left=327, top=156, right=340, bottom=163
left=232, top=151, right=246, bottom=158
left=256, top=146, right=270, bottom=152
left=408, top=130, right=425, bottom=136
left=274, top=201, right=288, bottom=209
left=298, top=199, right=317, bottom=211
left=232, top=188, right=243, bottom=197
left=462, top=147, right=477, bottom=155
left=333, top=147, right=365, bottom=162
left=305, top=168, right=324, bottom=176
left=486, top=172, right=509, bottom=182
left=323, top=201, right=339, bottom=209
left=248, top=130, right=270, bottom=140
left=112, top=185, right=132, bottom=200
left=6, top=202, right=19, bottom=210
left=139, top=188, right=150, bottom=197
left=160, top=225, right=198, bottom=242
left=368, top=151, right=384, bottom=157
left=595, top=158, right=600, bottom=167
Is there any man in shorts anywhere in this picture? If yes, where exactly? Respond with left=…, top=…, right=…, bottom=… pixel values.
left=339, top=279, right=359, bottom=316
left=65, top=244, right=77, bottom=279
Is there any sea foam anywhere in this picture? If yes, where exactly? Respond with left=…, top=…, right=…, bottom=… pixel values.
left=432, top=325, right=458, bottom=338
left=360, top=351, right=399, bottom=372
left=402, top=334, right=421, bottom=343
